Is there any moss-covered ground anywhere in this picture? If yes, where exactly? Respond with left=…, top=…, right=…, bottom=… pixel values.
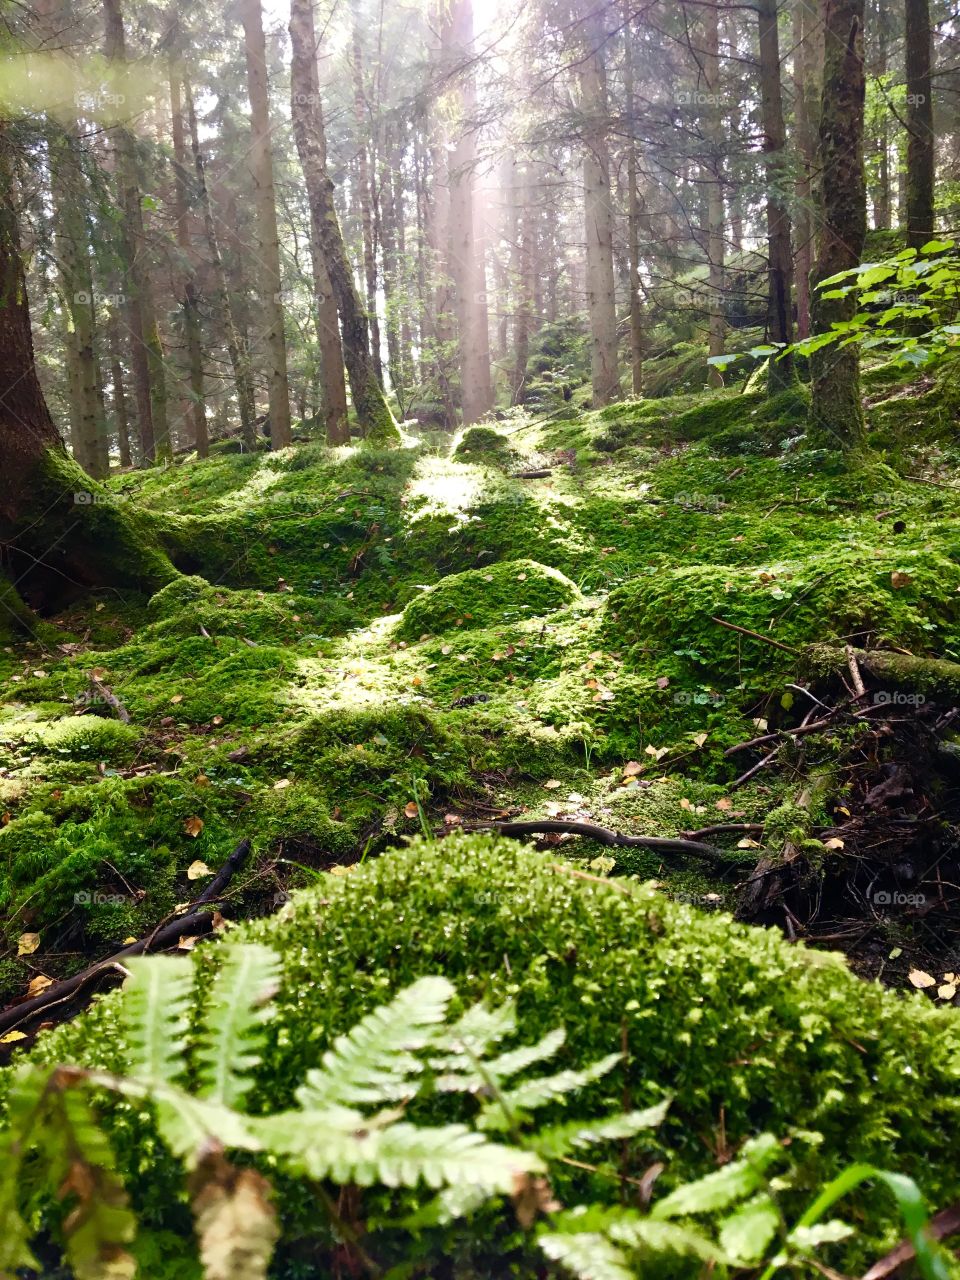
left=3, top=365, right=960, bottom=1011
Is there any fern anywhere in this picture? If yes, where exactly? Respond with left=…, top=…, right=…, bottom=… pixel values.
left=121, top=955, right=193, bottom=1085
left=538, top=1231, right=635, bottom=1280
left=296, top=975, right=454, bottom=1108
left=531, top=1099, right=671, bottom=1160
left=478, top=1051, right=624, bottom=1129
left=196, top=944, right=281, bottom=1107
left=435, top=1027, right=567, bottom=1091
left=650, top=1132, right=782, bottom=1218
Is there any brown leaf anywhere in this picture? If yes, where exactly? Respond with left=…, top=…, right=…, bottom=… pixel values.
left=189, top=1149, right=279, bottom=1280
left=17, top=932, right=40, bottom=956
left=890, top=570, right=912, bottom=589
left=187, top=859, right=212, bottom=880
left=27, top=974, right=53, bottom=997
left=715, top=797, right=732, bottom=811
left=622, top=761, right=643, bottom=777
left=184, top=817, right=205, bottom=839
left=404, top=801, right=419, bottom=818
left=511, top=1173, right=559, bottom=1230
left=909, top=969, right=936, bottom=989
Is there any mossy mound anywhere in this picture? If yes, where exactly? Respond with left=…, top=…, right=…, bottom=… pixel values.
left=18, top=834, right=960, bottom=1275
left=452, top=425, right=516, bottom=464
left=28, top=717, right=142, bottom=762
left=396, top=559, right=581, bottom=639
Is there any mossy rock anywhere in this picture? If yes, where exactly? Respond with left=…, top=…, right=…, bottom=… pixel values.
left=452, top=426, right=515, bottom=464
left=16, top=834, right=960, bottom=1275
left=28, top=717, right=142, bottom=762
left=396, top=559, right=581, bottom=638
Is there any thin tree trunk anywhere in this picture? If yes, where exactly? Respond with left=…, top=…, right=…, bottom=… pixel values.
left=905, top=0, right=935, bottom=248
left=579, top=3, right=619, bottom=406
left=623, top=3, right=643, bottom=396
left=809, top=0, right=867, bottom=451
left=511, top=158, right=534, bottom=405
left=792, top=0, right=820, bottom=339
left=351, top=23, right=383, bottom=384
left=703, top=0, right=726, bottom=388
left=757, top=0, right=795, bottom=392
left=379, top=128, right=404, bottom=406
left=169, top=62, right=207, bottom=457
left=872, top=0, right=891, bottom=229
left=184, top=79, right=257, bottom=449
left=288, top=0, right=399, bottom=443
left=289, top=0, right=349, bottom=444
left=107, top=307, right=132, bottom=468
left=240, top=0, right=293, bottom=448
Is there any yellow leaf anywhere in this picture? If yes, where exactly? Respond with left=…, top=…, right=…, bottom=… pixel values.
left=679, top=798, right=692, bottom=811
left=170, top=693, right=184, bottom=704
left=737, top=838, right=761, bottom=849
left=824, top=837, right=845, bottom=850
left=184, top=816, right=205, bottom=838
left=17, top=932, right=40, bottom=956
left=691, top=732, right=708, bottom=748
left=187, top=859, right=212, bottom=880
left=937, top=983, right=957, bottom=1001
left=543, top=779, right=562, bottom=789
left=178, top=935, right=199, bottom=951
left=329, top=864, right=356, bottom=876
left=273, top=778, right=292, bottom=790
left=26, top=974, right=53, bottom=997
left=0, top=1031, right=28, bottom=1044
left=909, top=969, right=937, bottom=989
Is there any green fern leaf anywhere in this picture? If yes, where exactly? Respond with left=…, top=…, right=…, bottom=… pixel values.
left=538, top=1231, right=635, bottom=1280
left=296, top=976, right=454, bottom=1108
left=197, top=944, right=281, bottom=1108
left=402, top=1181, right=491, bottom=1229
left=650, top=1133, right=781, bottom=1219
left=121, top=955, right=193, bottom=1085
left=608, top=1216, right=725, bottom=1262
left=532, top=1099, right=670, bottom=1159
left=436, top=1027, right=567, bottom=1092
left=428, top=999, right=518, bottom=1071
left=0, top=1129, right=39, bottom=1272
left=153, top=1092, right=263, bottom=1162
left=718, top=1193, right=781, bottom=1263
left=479, top=1052, right=623, bottom=1129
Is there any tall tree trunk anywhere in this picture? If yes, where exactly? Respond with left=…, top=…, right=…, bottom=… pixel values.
left=757, top=0, right=795, bottom=392
left=511, top=158, right=534, bottom=405
left=792, top=0, right=821, bottom=339
left=579, top=3, right=619, bottom=406
left=184, top=79, right=257, bottom=449
left=905, top=0, right=935, bottom=248
left=623, top=3, right=643, bottom=396
left=288, top=0, right=399, bottom=443
left=169, top=63, right=207, bottom=458
left=289, top=0, right=349, bottom=444
left=443, top=0, right=494, bottom=424
left=107, top=307, right=133, bottom=468
left=379, top=129, right=404, bottom=407
left=809, top=0, right=867, bottom=451
left=872, top=0, right=891, bottom=229
left=351, top=23, right=383, bottom=384
left=240, top=0, right=293, bottom=448
left=703, top=0, right=726, bottom=388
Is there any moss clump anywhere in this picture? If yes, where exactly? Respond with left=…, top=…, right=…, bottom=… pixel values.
left=396, top=559, right=581, bottom=639
left=452, top=426, right=515, bottom=464
left=18, top=834, right=960, bottom=1274
left=30, top=717, right=142, bottom=762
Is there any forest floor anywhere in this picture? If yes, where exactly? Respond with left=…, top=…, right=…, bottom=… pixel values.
left=5, top=364, right=960, bottom=1038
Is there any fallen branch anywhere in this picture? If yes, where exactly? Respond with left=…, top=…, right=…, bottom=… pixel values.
left=511, top=468, right=553, bottom=479
left=729, top=746, right=781, bottom=790
left=89, top=676, right=130, bottom=723
left=0, top=838, right=251, bottom=1039
left=710, top=616, right=797, bottom=655
left=861, top=1201, right=960, bottom=1280
left=461, top=819, right=740, bottom=864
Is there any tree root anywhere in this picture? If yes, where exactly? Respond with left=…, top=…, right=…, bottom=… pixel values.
left=460, top=819, right=745, bottom=865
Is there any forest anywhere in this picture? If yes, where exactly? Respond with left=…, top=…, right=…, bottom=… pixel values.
left=3, top=0, right=960, bottom=1275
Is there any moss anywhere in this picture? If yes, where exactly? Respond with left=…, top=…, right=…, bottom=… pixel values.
left=452, top=426, right=516, bottom=464
left=15, top=835, right=960, bottom=1275
left=395, top=559, right=581, bottom=639
left=30, top=717, right=142, bottom=762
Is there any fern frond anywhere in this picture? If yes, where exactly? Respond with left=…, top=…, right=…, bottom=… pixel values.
left=428, top=998, right=517, bottom=1071
left=718, top=1194, right=781, bottom=1263
left=189, top=1149, right=279, bottom=1280
left=0, top=1129, right=39, bottom=1273
left=538, top=1231, right=635, bottom=1280
left=532, top=1098, right=670, bottom=1159
left=608, top=1216, right=725, bottom=1262
left=196, top=944, right=281, bottom=1108
left=257, top=1112, right=542, bottom=1189
left=296, top=976, right=454, bottom=1108
left=402, top=1181, right=491, bottom=1229
left=479, top=1051, right=624, bottom=1130
left=121, top=955, right=193, bottom=1085
left=435, top=1027, right=567, bottom=1092
left=153, top=1093, right=263, bottom=1163
left=650, top=1133, right=781, bottom=1219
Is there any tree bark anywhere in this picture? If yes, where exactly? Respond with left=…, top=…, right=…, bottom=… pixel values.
left=623, top=2, right=643, bottom=396
left=792, top=0, right=821, bottom=339
left=107, top=307, right=132, bottom=468
left=511, top=158, right=534, bottom=405
left=808, top=0, right=867, bottom=451
left=702, top=0, right=726, bottom=388
left=288, top=0, right=399, bottom=443
left=757, top=0, right=795, bottom=392
left=350, top=22, right=383, bottom=386
left=579, top=2, right=619, bottom=406
left=240, top=0, right=293, bottom=448
left=905, top=0, right=934, bottom=249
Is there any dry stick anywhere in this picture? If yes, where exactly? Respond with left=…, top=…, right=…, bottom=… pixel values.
left=0, top=839, right=252, bottom=1038
left=89, top=676, right=131, bottom=723
left=461, top=819, right=735, bottom=864
left=724, top=715, right=835, bottom=757
left=729, top=745, right=782, bottom=790
left=709, top=615, right=798, bottom=654
left=845, top=644, right=866, bottom=698
left=681, top=822, right=765, bottom=840
left=861, top=1202, right=960, bottom=1280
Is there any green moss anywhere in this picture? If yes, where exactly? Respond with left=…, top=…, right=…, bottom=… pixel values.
left=452, top=426, right=516, bottom=463
left=31, top=717, right=142, bottom=762
left=16, top=835, right=960, bottom=1274
left=396, top=559, right=581, bottom=639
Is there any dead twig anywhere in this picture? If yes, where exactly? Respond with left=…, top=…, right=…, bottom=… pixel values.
left=461, top=819, right=739, bottom=864
left=710, top=616, right=797, bottom=655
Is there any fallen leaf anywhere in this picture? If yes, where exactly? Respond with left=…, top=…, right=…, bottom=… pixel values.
left=715, top=797, right=732, bottom=811
left=691, top=732, right=708, bottom=748
left=890, top=570, right=912, bottom=589
left=273, top=778, right=292, bottom=790
left=195, top=773, right=210, bottom=788
left=0, top=1031, right=28, bottom=1044
left=123, top=936, right=137, bottom=944
left=187, top=859, right=212, bottom=880
left=17, top=933, right=40, bottom=956
left=404, top=801, right=419, bottom=818
left=211, top=715, right=224, bottom=726
left=444, top=813, right=462, bottom=825
left=938, top=983, right=957, bottom=1001
left=27, top=974, right=53, bottom=996
left=737, top=838, right=761, bottom=849
left=170, top=694, right=184, bottom=704
left=824, top=837, right=845, bottom=850
left=909, top=969, right=937, bottom=989
left=184, top=816, right=205, bottom=838
left=656, top=676, right=670, bottom=689
left=543, top=779, right=562, bottom=790
left=679, top=798, right=692, bottom=811
left=178, top=935, right=199, bottom=951
left=622, top=761, right=643, bottom=777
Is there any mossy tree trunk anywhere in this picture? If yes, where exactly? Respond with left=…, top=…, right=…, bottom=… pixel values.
left=808, top=0, right=867, bottom=452
left=757, top=0, right=795, bottom=394
left=288, top=0, right=399, bottom=444
left=0, top=133, right=174, bottom=625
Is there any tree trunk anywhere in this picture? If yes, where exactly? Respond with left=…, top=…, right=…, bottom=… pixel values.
left=905, top=0, right=934, bottom=249
left=351, top=23, right=383, bottom=385
left=288, top=0, right=399, bottom=443
left=107, top=307, right=133, bottom=468
left=579, top=3, right=619, bottom=406
left=871, top=0, right=891, bottom=229
left=0, top=130, right=173, bottom=623
left=757, top=0, right=795, bottom=392
left=240, top=0, right=293, bottom=448
left=184, top=79, right=257, bottom=450
left=288, top=0, right=349, bottom=444
left=169, top=59, right=207, bottom=458
left=808, top=0, right=867, bottom=451
left=703, top=0, right=726, bottom=388
left=443, top=0, right=494, bottom=424
left=623, top=3, right=643, bottom=396
left=511, top=158, right=534, bottom=406
left=792, top=0, right=821, bottom=339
